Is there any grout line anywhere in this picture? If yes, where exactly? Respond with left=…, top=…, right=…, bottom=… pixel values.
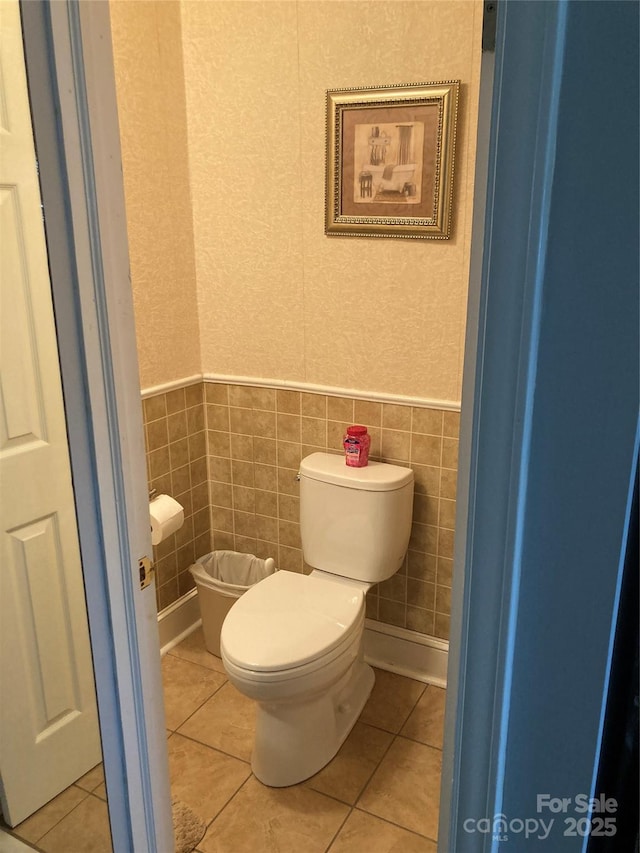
left=30, top=789, right=92, bottom=845
left=165, top=648, right=227, bottom=679
left=395, top=729, right=445, bottom=752
left=201, top=767, right=253, bottom=838
left=164, top=642, right=226, bottom=670
left=168, top=679, right=228, bottom=734
left=324, top=805, right=353, bottom=852
left=352, top=805, right=439, bottom=844
left=170, top=729, right=253, bottom=770
left=202, top=772, right=253, bottom=836
left=351, top=731, right=397, bottom=811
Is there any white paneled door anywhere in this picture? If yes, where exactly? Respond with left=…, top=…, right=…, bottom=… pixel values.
left=0, top=0, right=101, bottom=826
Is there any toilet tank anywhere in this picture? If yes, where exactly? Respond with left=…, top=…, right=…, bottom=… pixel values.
left=299, top=452, right=414, bottom=583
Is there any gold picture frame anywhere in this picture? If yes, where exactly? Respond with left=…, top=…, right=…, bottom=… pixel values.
left=326, top=81, right=460, bottom=240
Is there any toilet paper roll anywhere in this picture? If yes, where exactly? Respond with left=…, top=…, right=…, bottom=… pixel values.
left=150, top=494, right=184, bottom=545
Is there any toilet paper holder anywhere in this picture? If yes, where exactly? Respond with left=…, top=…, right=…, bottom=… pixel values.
left=138, top=491, right=168, bottom=590
left=149, top=492, right=184, bottom=546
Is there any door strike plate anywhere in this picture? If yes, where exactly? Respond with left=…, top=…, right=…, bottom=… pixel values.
left=139, top=556, right=154, bottom=590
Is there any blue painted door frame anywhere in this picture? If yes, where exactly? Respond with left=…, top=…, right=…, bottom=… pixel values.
left=441, top=2, right=639, bottom=851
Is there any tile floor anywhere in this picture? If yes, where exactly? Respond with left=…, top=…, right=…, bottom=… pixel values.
left=6, top=628, right=445, bottom=852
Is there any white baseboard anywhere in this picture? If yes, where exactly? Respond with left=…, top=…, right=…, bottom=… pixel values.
left=158, top=588, right=201, bottom=655
left=157, top=591, right=448, bottom=687
left=363, top=618, right=448, bottom=687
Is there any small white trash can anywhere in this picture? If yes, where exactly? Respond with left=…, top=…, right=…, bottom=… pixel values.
left=190, top=550, right=276, bottom=656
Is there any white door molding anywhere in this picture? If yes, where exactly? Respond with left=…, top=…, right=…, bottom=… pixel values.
left=20, top=2, right=173, bottom=850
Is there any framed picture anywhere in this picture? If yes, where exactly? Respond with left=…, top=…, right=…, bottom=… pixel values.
left=326, top=81, right=460, bottom=240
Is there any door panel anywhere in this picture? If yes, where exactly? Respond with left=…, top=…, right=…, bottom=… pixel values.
left=0, top=0, right=101, bottom=826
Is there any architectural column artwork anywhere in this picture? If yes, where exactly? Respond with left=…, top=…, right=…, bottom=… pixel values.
left=397, top=124, right=413, bottom=165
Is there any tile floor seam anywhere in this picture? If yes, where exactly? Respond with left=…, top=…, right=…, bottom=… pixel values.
left=169, top=731, right=253, bottom=770
left=353, top=799, right=437, bottom=842
left=397, top=730, right=444, bottom=751
left=351, top=729, right=398, bottom=810
left=166, top=648, right=208, bottom=665
left=31, top=791, right=91, bottom=845
left=323, top=804, right=354, bottom=852
left=166, top=649, right=230, bottom=680
left=170, top=678, right=228, bottom=733
left=403, top=681, right=429, bottom=722
left=355, top=731, right=443, bottom=842
left=161, top=644, right=229, bottom=681
left=166, top=732, right=253, bottom=828
left=304, top=782, right=363, bottom=810
left=202, top=773, right=254, bottom=839
left=353, top=806, right=438, bottom=843
left=353, top=718, right=405, bottom=737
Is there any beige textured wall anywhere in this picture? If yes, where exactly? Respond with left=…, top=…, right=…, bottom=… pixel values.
left=182, top=1, right=483, bottom=404
left=110, top=0, right=201, bottom=389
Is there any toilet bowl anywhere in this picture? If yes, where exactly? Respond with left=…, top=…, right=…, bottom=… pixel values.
left=220, top=452, right=414, bottom=787
left=221, top=570, right=374, bottom=786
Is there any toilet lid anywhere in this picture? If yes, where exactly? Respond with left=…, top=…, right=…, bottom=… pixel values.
left=221, top=571, right=364, bottom=673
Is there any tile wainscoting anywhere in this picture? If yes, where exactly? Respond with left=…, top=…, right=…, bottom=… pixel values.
left=143, top=379, right=459, bottom=642
left=143, top=381, right=210, bottom=610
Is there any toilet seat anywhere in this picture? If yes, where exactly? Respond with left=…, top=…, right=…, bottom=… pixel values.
left=221, top=571, right=364, bottom=674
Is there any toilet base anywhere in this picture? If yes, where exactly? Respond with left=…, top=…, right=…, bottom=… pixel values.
left=251, top=659, right=375, bottom=787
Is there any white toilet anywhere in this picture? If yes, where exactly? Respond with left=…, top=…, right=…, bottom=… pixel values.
left=220, top=451, right=414, bottom=787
